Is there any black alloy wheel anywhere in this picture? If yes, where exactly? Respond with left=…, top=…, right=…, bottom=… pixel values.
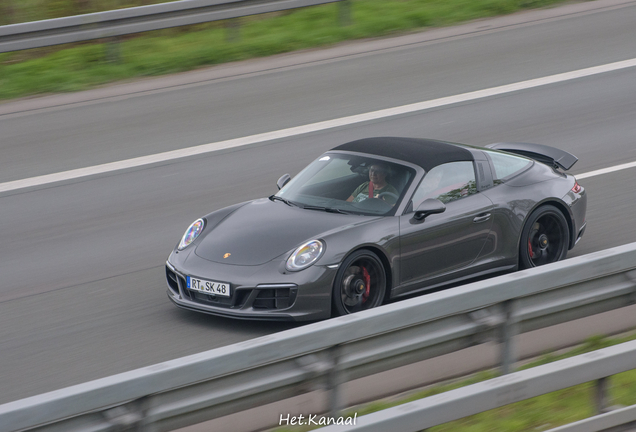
left=519, top=205, right=570, bottom=269
left=332, top=250, right=386, bottom=316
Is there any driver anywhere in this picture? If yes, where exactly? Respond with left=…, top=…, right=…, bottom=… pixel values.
left=347, top=163, right=399, bottom=204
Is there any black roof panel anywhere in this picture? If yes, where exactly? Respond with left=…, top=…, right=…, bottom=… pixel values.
left=332, top=137, right=474, bottom=171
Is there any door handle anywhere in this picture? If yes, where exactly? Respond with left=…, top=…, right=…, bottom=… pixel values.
left=473, top=213, right=491, bottom=223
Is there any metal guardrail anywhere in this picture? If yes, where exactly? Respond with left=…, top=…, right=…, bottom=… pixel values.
left=2, top=242, right=636, bottom=432
left=0, top=0, right=347, bottom=53
left=321, top=340, right=636, bottom=432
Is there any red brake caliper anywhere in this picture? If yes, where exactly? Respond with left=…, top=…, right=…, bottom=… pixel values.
left=528, top=240, right=535, bottom=259
left=362, top=267, right=371, bottom=303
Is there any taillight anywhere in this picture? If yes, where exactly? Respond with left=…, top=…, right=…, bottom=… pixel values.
left=571, top=181, right=582, bottom=194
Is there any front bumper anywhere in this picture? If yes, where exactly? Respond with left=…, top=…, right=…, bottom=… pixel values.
left=165, top=252, right=336, bottom=321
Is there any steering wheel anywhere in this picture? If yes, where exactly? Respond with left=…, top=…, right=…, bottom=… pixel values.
left=377, top=192, right=399, bottom=201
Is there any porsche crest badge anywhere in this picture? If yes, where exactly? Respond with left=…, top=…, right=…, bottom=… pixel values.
left=223, top=253, right=231, bottom=259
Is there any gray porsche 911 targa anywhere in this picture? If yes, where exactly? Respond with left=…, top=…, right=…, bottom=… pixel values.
left=166, top=137, right=587, bottom=321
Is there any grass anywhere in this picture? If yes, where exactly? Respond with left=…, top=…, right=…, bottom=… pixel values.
left=0, top=0, right=585, bottom=101
left=271, top=331, right=636, bottom=432
left=0, top=0, right=176, bottom=25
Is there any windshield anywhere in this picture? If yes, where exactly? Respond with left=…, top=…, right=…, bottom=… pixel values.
left=276, top=153, right=415, bottom=216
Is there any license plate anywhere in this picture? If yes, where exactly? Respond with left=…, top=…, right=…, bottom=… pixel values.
left=187, top=276, right=230, bottom=297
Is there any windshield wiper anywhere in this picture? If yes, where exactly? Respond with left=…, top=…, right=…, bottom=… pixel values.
left=269, top=195, right=299, bottom=207
left=303, top=205, right=351, bottom=215
left=270, top=197, right=350, bottom=214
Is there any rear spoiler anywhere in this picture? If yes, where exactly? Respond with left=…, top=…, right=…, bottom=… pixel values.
left=485, top=142, right=578, bottom=171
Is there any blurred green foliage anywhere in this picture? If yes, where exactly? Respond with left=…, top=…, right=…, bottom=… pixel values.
left=0, top=0, right=582, bottom=100
left=0, top=0, right=174, bottom=25
left=272, top=332, right=636, bottom=432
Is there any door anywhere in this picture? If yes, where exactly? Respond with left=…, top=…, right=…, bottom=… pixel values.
left=398, top=162, right=494, bottom=290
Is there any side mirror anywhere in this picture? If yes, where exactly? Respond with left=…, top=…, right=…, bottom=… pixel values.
left=413, top=198, right=446, bottom=221
left=277, top=174, right=291, bottom=190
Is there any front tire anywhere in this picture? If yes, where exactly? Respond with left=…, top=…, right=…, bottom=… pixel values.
left=332, top=250, right=386, bottom=316
left=519, top=205, right=569, bottom=269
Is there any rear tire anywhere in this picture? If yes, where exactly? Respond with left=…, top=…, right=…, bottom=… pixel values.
left=519, top=205, right=569, bottom=269
left=332, top=250, right=386, bottom=316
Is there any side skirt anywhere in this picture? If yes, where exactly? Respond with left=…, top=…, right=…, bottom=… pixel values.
left=390, top=264, right=517, bottom=300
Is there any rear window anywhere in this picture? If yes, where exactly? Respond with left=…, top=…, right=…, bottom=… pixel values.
left=484, top=150, right=532, bottom=181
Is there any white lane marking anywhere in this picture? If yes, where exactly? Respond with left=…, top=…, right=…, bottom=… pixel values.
left=576, top=161, right=636, bottom=179
left=1, top=58, right=636, bottom=194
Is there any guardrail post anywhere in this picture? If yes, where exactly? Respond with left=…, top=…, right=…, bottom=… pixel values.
left=595, top=377, right=611, bottom=414
left=500, top=300, right=518, bottom=375
left=338, top=0, right=352, bottom=26
left=326, top=344, right=344, bottom=417
left=225, top=18, right=241, bottom=42
left=106, top=36, right=122, bottom=63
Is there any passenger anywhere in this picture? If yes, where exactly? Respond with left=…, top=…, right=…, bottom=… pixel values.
left=347, top=164, right=399, bottom=204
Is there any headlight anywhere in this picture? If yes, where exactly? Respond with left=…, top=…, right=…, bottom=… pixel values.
left=286, top=240, right=325, bottom=272
left=178, top=219, right=205, bottom=250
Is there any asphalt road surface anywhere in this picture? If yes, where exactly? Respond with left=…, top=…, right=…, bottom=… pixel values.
left=1, top=0, right=636, bottom=407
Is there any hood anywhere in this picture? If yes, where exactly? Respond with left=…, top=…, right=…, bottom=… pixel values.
left=194, top=198, right=367, bottom=265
